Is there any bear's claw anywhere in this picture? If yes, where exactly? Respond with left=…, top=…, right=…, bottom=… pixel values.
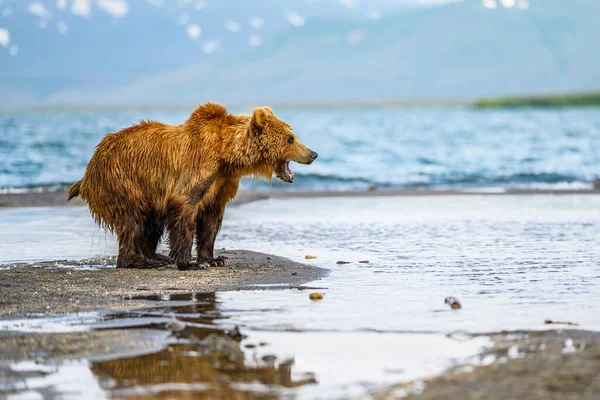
left=210, top=256, right=228, bottom=267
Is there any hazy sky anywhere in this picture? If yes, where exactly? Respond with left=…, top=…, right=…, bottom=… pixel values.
left=0, top=0, right=467, bottom=57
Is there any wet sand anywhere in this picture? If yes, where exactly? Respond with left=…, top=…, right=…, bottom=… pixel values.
left=1, top=188, right=599, bottom=208
left=0, top=250, right=328, bottom=316
left=0, top=250, right=327, bottom=399
left=377, top=329, right=600, bottom=400
left=0, top=250, right=328, bottom=397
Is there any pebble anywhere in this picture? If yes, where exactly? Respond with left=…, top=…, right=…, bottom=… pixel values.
left=544, top=319, right=579, bottom=326
left=444, top=297, right=462, bottom=309
left=336, top=261, right=350, bottom=265
left=305, top=255, right=317, bottom=259
left=261, top=354, right=277, bottom=364
left=309, top=292, right=324, bottom=301
left=226, top=325, right=243, bottom=341
left=359, top=260, right=369, bottom=264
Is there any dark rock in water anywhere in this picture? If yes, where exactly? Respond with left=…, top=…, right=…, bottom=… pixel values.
left=336, top=261, right=351, bottom=265
left=445, top=296, right=462, bottom=309
left=226, top=325, right=244, bottom=341
left=261, top=354, right=277, bottom=365
left=295, top=285, right=328, bottom=290
left=279, top=358, right=294, bottom=367
left=544, top=319, right=579, bottom=326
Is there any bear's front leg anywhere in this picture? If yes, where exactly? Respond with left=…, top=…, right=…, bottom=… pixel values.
left=196, top=203, right=227, bottom=268
left=165, top=198, right=197, bottom=270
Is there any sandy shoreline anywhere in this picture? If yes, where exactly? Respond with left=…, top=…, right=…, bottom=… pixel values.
left=378, top=329, right=600, bottom=400
left=0, top=250, right=327, bottom=317
left=1, top=188, right=599, bottom=208
left=0, top=250, right=328, bottom=397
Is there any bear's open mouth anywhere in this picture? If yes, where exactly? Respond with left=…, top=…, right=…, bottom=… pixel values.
left=276, top=161, right=294, bottom=183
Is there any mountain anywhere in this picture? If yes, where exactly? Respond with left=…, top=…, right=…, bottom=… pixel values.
left=1, top=0, right=599, bottom=108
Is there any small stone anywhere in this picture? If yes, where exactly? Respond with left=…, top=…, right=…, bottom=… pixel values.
left=226, top=325, right=243, bottom=341
left=305, top=255, right=317, bottom=259
left=291, top=272, right=297, bottom=276
left=279, top=358, right=295, bottom=367
left=359, top=260, right=369, bottom=264
left=444, top=297, right=462, bottom=309
left=336, top=261, right=350, bottom=265
left=261, top=354, right=277, bottom=364
left=309, top=292, right=324, bottom=301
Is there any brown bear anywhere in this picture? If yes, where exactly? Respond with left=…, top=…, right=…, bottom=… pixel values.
left=67, top=102, right=317, bottom=270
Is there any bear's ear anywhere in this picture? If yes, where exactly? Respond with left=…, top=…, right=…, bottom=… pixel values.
left=251, top=106, right=273, bottom=132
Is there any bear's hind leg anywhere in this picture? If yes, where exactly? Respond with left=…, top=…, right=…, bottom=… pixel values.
left=116, top=213, right=165, bottom=269
left=165, top=198, right=197, bottom=270
left=142, top=212, right=173, bottom=266
left=116, top=222, right=149, bottom=269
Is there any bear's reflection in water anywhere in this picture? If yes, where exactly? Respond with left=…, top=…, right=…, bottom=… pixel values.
left=91, top=292, right=316, bottom=399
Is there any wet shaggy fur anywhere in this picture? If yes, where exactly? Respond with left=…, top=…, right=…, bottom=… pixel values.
left=68, top=102, right=316, bottom=269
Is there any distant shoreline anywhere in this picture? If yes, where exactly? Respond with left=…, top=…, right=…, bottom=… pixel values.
left=473, top=92, right=600, bottom=109
left=3, top=92, right=600, bottom=113
left=0, top=98, right=471, bottom=114
left=1, top=188, right=599, bottom=209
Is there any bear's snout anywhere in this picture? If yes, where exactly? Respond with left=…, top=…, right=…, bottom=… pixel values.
left=310, top=151, right=318, bottom=162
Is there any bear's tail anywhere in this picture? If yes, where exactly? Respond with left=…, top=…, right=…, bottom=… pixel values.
left=67, top=180, right=81, bottom=201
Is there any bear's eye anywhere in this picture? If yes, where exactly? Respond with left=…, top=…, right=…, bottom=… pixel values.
left=287, top=136, right=294, bottom=144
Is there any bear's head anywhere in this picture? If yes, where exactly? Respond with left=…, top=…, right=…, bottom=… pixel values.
left=250, top=106, right=317, bottom=183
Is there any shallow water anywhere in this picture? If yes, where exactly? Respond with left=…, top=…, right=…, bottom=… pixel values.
left=1, top=194, right=599, bottom=397
left=2, top=108, right=600, bottom=191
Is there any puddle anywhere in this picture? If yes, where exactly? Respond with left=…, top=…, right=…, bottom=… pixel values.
left=0, top=292, right=322, bottom=399
left=1, top=291, right=488, bottom=399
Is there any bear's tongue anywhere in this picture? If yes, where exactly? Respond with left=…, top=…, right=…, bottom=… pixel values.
left=284, top=161, right=294, bottom=182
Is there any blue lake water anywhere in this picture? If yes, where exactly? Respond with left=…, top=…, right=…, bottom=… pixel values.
left=1, top=107, right=599, bottom=191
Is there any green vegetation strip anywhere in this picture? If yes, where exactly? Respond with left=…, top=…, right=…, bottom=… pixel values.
left=473, top=93, right=600, bottom=108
